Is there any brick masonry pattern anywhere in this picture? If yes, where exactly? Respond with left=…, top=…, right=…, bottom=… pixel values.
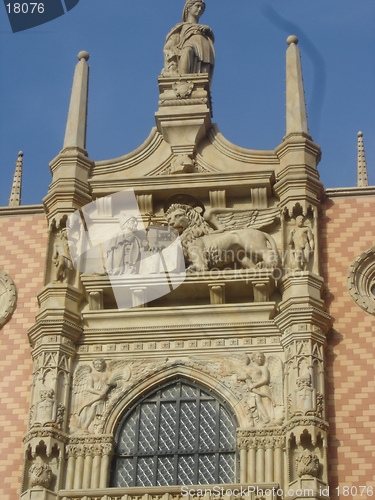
left=0, top=213, right=47, bottom=499
left=321, top=195, right=375, bottom=499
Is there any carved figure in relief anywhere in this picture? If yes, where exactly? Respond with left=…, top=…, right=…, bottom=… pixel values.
left=29, top=457, right=53, bottom=488
left=104, top=214, right=142, bottom=275
left=163, top=0, right=215, bottom=81
left=287, top=215, right=314, bottom=270
left=192, top=352, right=284, bottom=427
left=71, top=359, right=132, bottom=433
left=165, top=203, right=279, bottom=273
left=295, top=373, right=316, bottom=413
left=237, top=352, right=276, bottom=425
left=53, top=228, right=73, bottom=282
left=33, top=389, right=56, bottom=425
left=295, top=449, right=320, bottom=477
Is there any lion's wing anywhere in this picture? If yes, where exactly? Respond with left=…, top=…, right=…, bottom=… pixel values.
left=204, top=207, right=279, bottom=231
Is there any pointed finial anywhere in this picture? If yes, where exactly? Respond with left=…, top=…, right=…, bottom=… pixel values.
left=8, top=151, right=23, bottom=207
left=285, top=35, right=310, bottom=138
left=357, top=131, right=369, bottom=187
left=63, top=51, right=90, bottom=151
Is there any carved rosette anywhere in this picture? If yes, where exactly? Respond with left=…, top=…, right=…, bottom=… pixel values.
left=29, top=460, right=53, bottom=488
left=295, top=449, right=320, bottom=477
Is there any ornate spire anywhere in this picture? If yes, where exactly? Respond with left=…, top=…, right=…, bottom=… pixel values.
left=63, top=51, right=90, bottom=151
left=285, top=35, right=309, bottom=138
left=8, top=151, right=23, bottom=207
left=357, top=131, right=369, bottom=187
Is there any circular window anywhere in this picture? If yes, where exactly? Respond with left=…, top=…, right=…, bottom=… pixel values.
left=348, top=246, right=375, bottom=315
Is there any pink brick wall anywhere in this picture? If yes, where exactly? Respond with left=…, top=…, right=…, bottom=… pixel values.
left=321, top=195, right=375, bottom=499
left=0, top=212, right=47, bottom=499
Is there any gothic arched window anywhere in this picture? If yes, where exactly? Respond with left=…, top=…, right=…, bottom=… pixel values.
left=111, top=379, right=237, bottom=487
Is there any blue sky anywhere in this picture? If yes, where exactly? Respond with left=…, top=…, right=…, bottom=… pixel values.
left=1, top=0, right=374, bottom=206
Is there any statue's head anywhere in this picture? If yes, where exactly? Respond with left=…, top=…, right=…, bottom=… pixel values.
left=295, top=215, right=305, bottom=227
left=118, top=213, right=138, bottom=230
left=182, top=0, right=206, bottom=22
left=251, top=352, right=265, bottom=366
left=93, top=358, right=106, bottom=372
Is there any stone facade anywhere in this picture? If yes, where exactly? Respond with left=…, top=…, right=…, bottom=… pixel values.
left=0, top=3, right=374, bottom=500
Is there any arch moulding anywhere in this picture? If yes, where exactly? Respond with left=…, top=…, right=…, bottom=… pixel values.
left=103, top=361, right=249, bottom=435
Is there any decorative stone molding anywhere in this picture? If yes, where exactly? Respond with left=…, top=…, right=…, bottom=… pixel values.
left=23, top=428, right=68, bottom=448
left=348, top=246, right=375, bottom=314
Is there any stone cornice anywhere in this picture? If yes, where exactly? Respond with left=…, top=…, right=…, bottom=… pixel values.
left=324, top=186, right=375, bottom=198
left=0, top=204, right=45, bottom=216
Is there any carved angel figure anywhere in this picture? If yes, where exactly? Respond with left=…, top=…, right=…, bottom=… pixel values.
left=71, top=359, right=131, bottom=434
left=237, top=352, right=284, bottom=426
left=165, top=203, right=280, bottom=273
left=191, top=351, right=284, bottom=427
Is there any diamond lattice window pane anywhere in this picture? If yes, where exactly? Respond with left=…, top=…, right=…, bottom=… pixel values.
left=219, top=406, right=236, bottom=449
left=117, top=410, right=138, bottom=454
left=157, top=456, right=175, bottom=485
left=177, top=454, right=195, bottom=484
left=199, top=400, right=217, bottom=451
left=159, top=402, right=177, bottom=452
left=113, top=458, right=134, bottom=487
left=218, top=453, right=235, bottom=483
left=138, top=403, right=157, bottom=453
left=179, top=401, right=197, bottom=452
left=161, top=385, right=179, bottom=399
left=180, top=384, right=197, bottom=398
left=198, top=454, right=216, bottom=484
left=136, top=457, right=155, bottom=486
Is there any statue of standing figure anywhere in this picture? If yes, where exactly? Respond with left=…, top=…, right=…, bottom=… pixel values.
left=163, top=0, right=215, bottom=82
left=53, top=228, right=73, bottom=282
left=288, top=215, right=314, bottom=271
